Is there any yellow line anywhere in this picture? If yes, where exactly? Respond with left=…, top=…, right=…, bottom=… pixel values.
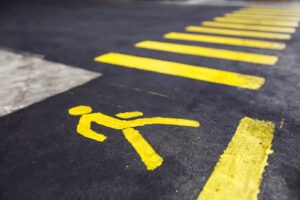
left=197, top=117, right=275, bottom=200
left=214, top=17, right=299, bottom=27
left=95, top=52, right=265, bottom=90
left=116, top=111, right=143, bottom=119
left=186, top=26, right=291, bottom=40
left=202, top=21, right=295, bottom=33
left=242, top=8, right=300, bottom=14
left=234, top=10, right=300, bottom=17
left=123, top=128, right=163, bottom=170
left=164, top=32, right=285, bottom=50
left=135, top=41, right=278, bottom=65
left=224, top=13, right=300, bottom=22
left=248, top=6, right=300, bottom=11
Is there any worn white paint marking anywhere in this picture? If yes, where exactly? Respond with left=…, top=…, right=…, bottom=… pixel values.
left=0, top=49, right=100, bottom=117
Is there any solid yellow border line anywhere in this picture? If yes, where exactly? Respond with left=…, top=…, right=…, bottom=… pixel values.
left=197, top=117, right=275, bottom=200
left=135, top=41, right=278, bottom=65
left=214, top=17, right=299, bottom=27
left=186, top=26, right=291, bottom=40
left=164, top=32, right=286, bottom=50
left=224, top=13, right=300, bottom=23
left=234, top=10, right=300, bottom=17
left=95, top=52, right=265, bottom=90
left=202, top=21, right=295, bottom=33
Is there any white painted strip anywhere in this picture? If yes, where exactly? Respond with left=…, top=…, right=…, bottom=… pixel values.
left=0, top=49, right=101, bottom=117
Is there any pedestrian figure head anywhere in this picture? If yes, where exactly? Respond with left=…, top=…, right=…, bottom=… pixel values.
left=69, top=105, right=92, bottom=116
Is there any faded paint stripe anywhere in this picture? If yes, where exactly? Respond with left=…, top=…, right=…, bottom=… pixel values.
left=135, top=41, right=278, bottom=65
left=186, top=26, right=291, bottom=40
left=95, top=52, right=265, bottom=90
left=214, top=17, right=299, bottom=27
left=202, top=21, right=295, bottom=33
left=164, top=32, right=286, bottom=50
left=197, top=117, right=275, bottom=200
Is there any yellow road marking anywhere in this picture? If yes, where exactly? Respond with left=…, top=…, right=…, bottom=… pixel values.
left=116, top=111, right=143, bottom=119
left=135, top=41, right=278, bottom=65
left=224, top=13, right=300, bottom=22
left=214, top=17, right=299, bottom=27
left=202, top=21, right=295, bottom=33
left=164, top=32, right=285, bottom=50
left=242, top=8, right=300, bottom=14
left=123, top=128, right=163, bottom=170
left=186, top=26, right=291, bottom=40
left=69, top=105, right=199, bottom=170
left=197, top=117, right=275, bottom=200
left=248, top=6, right=300, bottom=11
left=95, top=52, right=265, bottom=90
left=234, top=10, right=300, bottom=17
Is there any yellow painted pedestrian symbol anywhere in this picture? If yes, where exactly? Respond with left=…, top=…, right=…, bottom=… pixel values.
left=68, top=105, right=200, bottom=170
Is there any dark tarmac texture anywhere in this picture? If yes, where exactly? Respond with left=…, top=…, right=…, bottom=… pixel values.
left=0, top=2, right=300, bottom=200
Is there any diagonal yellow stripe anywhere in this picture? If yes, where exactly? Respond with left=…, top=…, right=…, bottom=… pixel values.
left=202, top=21, right=295, bottom=33
left=123, top=128, right=163, bottom=171
left=234, top=10, right=300, bottom=17
left=95, top=52, right=265, bottom=90
left=186, top=26, right=291, bottom=40
left=135, top=41, right=277, bottom=65
left=224, top=13, right=300, bottom=23
left=163, top=32, right=286, bottom=50
left=214, top=17, right=299, bottom=27
left=197, top=117, right=275, bottom=200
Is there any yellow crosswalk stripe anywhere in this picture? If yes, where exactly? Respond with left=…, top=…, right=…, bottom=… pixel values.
left=135, top=41, right=278, bottom=65
left=224, top=13, right=300, bottom=22
left=214, top=17, right=299, bottom=27
left=202, top=21, right=295, bottom=33
left=186, top=26, right=291, bottom=40
left=248, top=6, right=300, bottom=11
left=164, top=32, right=285, bottom=50
left=197, top=117, right=275, bottom=200
left=242, top=7, right=300, bottom=14
left=234, top=10, right=300, bottom=17
left=95, top=52, right=265, bottom=90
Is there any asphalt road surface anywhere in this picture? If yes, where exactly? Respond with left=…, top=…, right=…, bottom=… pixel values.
left=0, top=2, right=300, bottom=200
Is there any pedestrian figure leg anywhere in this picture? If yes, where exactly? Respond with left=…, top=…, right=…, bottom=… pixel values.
left=122, top=128, right=163, bottom=170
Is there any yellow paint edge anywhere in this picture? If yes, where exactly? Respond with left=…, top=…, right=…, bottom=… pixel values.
left=197, top=117, right=275, bottom=200
left=95, top=52, right=265, bottom=90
